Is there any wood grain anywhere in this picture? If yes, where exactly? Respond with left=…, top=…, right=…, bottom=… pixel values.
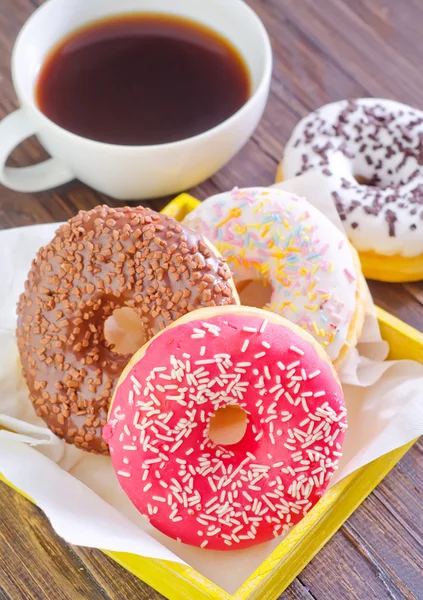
left=0, top=482, right=110, bottom=600
left=0, top=0, right=422, bottom=599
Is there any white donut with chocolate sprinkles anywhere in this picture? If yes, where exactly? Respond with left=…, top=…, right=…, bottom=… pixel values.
left=280, top=99, right=423, bottom=281
left=104, top=306, right=347, bottom=550
left=16, top=205, right=238, bottom=454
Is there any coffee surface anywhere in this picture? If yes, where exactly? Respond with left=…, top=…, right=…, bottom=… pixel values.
left=36, top=13, right=251, bottom=145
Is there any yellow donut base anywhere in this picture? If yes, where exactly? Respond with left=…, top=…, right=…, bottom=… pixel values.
left=276, top=160, right=423, bottom=283
left=358, top=252, right=423, bottom=283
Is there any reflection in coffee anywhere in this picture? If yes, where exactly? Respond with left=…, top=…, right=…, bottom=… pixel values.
left=35, top=13, right=251, bottom=145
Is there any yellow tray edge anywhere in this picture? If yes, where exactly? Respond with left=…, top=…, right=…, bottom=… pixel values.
left=1, top=192, right=421, bottom=600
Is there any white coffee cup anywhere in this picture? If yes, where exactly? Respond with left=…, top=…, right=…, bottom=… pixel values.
left=0, top=0, right=272, bottom=200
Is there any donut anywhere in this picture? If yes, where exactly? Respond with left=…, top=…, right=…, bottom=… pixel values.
left=16, top=205, right=239, bottom=454
left=183, top=187, right=365, bottom=368
left=280, top=98, right=423, bottom=282
left=104, top=305, right=347, bottom=551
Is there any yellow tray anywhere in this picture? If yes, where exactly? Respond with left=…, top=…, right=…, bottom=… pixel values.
left=1, top=193, right=421, bottom=600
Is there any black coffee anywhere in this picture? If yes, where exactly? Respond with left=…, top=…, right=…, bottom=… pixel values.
left=35, top=13, right=251, bottom=145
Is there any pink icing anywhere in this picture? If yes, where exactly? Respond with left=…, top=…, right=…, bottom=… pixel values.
left=104, top=313, right=347, bottom=551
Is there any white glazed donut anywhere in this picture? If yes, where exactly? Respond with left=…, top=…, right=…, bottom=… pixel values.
left=281, top=99, right=423, bottom=281
left=183, top=187, right=365, bottom=367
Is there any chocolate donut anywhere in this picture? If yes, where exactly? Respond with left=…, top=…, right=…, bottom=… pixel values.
left=16, top=205, right=238, bottom=454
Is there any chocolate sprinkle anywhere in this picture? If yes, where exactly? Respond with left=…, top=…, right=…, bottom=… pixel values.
left=16, top=205, right=237, bottom=454
left=287, top=99, right=423, bottom=243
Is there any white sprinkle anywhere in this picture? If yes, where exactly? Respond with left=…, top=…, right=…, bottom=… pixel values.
left=203, top=323, right=220, bottom=335
left=152, top=495, right=166, bottom=503
left=192, top=333, right=205, bottom=339
left=254, top=352, right=266, bottom=359
left=249, top=485, right=262, bottom=491
left=237, top=362, right=252, bottom=370
left=241, top=339, right=250, bottom=353
left=123, top=445, right=137, bottom=451
left=131, top=375, right=141, bottom=387
left=200, top=346, right=206, bottom=357
left=264, top=366, right=271, bottom=380
left=200, top=540, right=209, bottom=548
left=243, top=326, right=257, bottom=333
left=143, top=457, right=162, bottom=465
left=269, top=383, right=282, bottom=394
left=308, top=370, right=321, bottom=380
left=262, top=341, right=271, bottom=349
left=208, top=477, right=217, bottom=492
left=118, top=470, right=131, bottom=478
left=234, top=368, right=246, bottom=375
left=314, top=391, right=326, bottom=398
left=262, top=495, right=276, bottom=511
left=275, top=388, right=285, bottom=402
left=287, top=360, right=300, bottom=370
left=150, top=393, right=160, bottom=406
left=268, top=402, right=278, bottom=414
left=195, top=359, right=216, bottom=365
left=159, top=374, right=172, bottom=381
left=285, top=392, right=294, bottom=405
left=206, top=527, right=222, bottom=537
left=277, top=362, right=286, bottom=371
left=124, top=424, right=131, bottom=436
left=205, top=496, right=219, bottom=508
left=259, top=319, right=269, bottom=333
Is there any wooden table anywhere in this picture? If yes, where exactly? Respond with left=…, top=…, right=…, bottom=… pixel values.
left=0, top=1, right=422, bottom=599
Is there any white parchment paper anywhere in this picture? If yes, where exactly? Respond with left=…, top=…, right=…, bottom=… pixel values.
left=1, top=175, right=423, bottom=594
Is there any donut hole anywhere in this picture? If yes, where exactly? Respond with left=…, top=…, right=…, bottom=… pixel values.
left=208, top=405, right=248, bottom=446
left=237, top=280, right=273, bottom=308
left=104, top=307, right=147, bottom=355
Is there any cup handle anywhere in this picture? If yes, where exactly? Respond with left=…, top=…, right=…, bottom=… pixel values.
left=0, top=108, right=74, bottom=192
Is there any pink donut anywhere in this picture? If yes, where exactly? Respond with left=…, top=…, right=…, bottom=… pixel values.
left=104, top=306, right=347, bottom=550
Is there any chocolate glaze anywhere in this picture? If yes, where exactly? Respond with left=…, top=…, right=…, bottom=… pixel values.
left=16, top=205, right=237, bottom=453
